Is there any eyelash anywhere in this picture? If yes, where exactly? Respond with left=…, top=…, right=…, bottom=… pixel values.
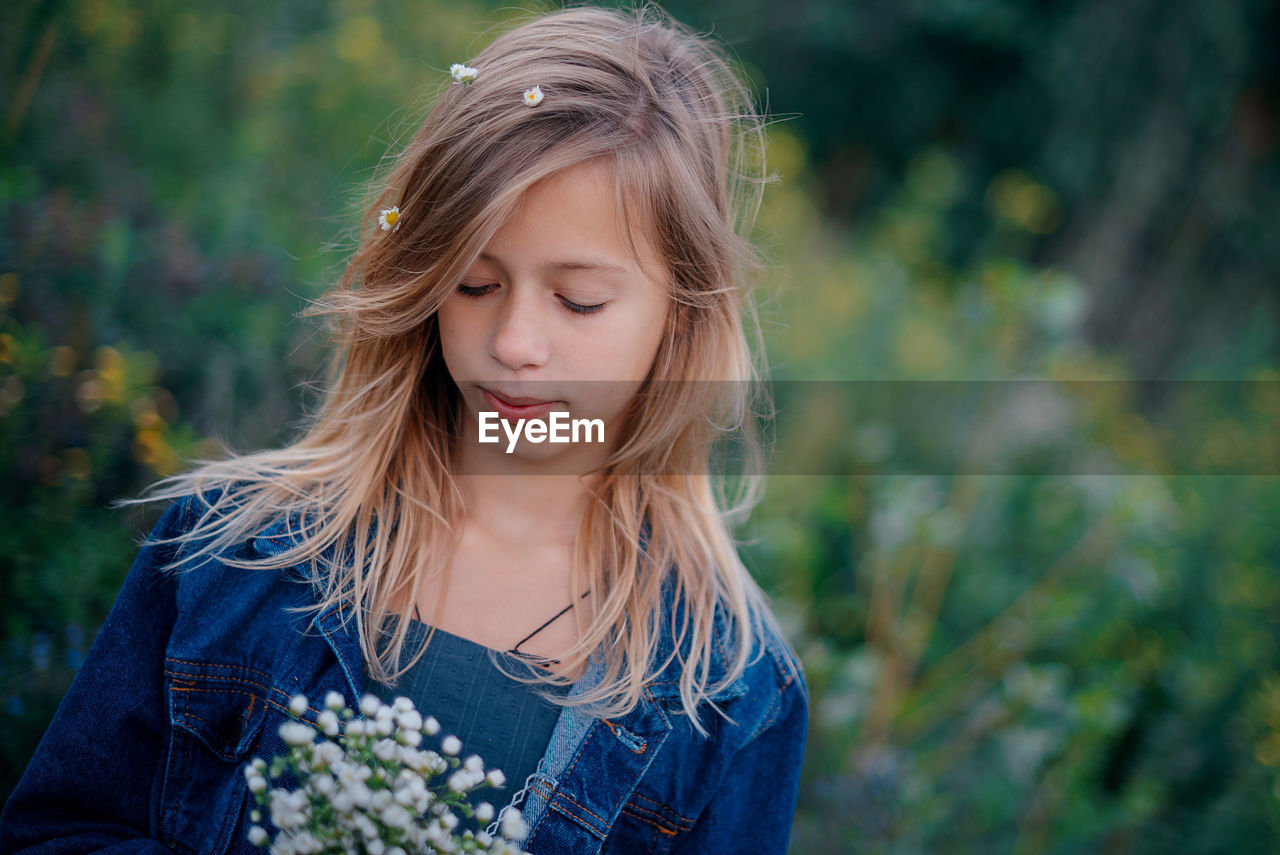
left=456, top=283, right=606, bottom=316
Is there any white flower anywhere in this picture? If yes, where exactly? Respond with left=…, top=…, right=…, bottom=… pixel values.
left=397, top=709, right=422, bottom=732
left=500, top=808, right=529, bottom=841
left=324, top=691, right=345, bottom=711
left=288, top=694, right=308, bottom=716
left=278, top=721, right=315, bottom=746
left=486, top=768, right=506, bottom=788
left=448, top=770, right=471, bottom=792
left=378, top=206, right=401, bottom=232
left=316, top=710, right=339, bottom=737
left=523, top=85, right=544, bottom=107
left=475, top=802, right=494, bottom=823
left=312, top=773, right=334, bottom=795
left=441, top=734, right=461, bottom=756
left=248, top=825, right=269, bottom=847
left=464, top=754, right=483, bottom=773
left=450, top=63, right=479, bottom=84
left=247, top=774, right=267, bottom=793
left=423, top=716, right=441, bottom=736
left=381, top=803, right=413, bottom=830
left=373, top=738, right=398, bottom=762
left=392, top=696, right=414, bottom=713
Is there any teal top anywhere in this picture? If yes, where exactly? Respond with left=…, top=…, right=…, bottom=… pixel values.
left=361, top=615, right=571, bottom=821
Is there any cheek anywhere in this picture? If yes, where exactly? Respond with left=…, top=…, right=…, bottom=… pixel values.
left=435, top=302, right=476, bottom=367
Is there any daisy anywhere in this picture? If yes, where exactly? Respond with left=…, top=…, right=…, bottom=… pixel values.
left=449, top=63, right=478, bottom=85
left=378, top=206, right=401, bottom=232
left=523, top=85, right=544, bottom=107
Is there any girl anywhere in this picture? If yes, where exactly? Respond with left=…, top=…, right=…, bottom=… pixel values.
left=1, top=5, right=807, bottom=853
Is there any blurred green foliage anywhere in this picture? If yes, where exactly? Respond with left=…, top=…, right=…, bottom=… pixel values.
left=2, top=0, right=1278, bottom=851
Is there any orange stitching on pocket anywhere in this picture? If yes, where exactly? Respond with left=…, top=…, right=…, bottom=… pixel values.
left=623, top=796, right=695, bottom=830
left=552, top=792, right=610, bottom=832
left=165, top=657, right=273, bottom=682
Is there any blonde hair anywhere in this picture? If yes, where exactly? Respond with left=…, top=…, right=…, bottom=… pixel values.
left=143, top=3, right=780, bottom=732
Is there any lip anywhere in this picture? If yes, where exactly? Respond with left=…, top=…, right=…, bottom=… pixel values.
left=480, top=387, right=565, bottom=421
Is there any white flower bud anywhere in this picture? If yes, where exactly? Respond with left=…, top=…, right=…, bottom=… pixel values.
left=441, top=735, right=461, bottom=756
left=324, top=690, right=345, bottom=711
left=392, top=696, right=414, bottom=713
left=464, top=754, right=483, bottom=773
left=448, top=770, right=470, bottom=792
left=501, top=808, right=529, bottom=841
left=316, top=710, right=339, bottom=737
left=423, top=716, right=440, bottom=736
left=373, top=738, right=398, bottom=762
left=288, top=694, right=308, bottom=716
left=278, top=721, right=315, bottom=746
left=486, top=768, right=506, bottom=789
left=314, top=741, right=343, bottom=765
left=248, top=825, right=269, bottom=847
left=381, top=803, right=412, bottom=830
left=360, top=694, right=382, bottom=718
left=476, top=802, right=494, bottom=823
left=247, top=774, right=267, bottom=793
left=397, top=710, right=422, bottom=732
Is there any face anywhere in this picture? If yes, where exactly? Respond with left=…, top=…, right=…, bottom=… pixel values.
left=437, top=160, right=671, bottom=469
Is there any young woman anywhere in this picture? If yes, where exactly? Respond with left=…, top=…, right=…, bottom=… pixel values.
left=1, top=5, right=807, bottom=853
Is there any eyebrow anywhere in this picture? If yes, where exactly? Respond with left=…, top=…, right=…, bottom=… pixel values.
left=477, top=253, right=632, bottom=276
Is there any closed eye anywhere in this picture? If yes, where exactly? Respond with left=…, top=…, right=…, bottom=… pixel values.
left=457, top=283, right=606, bottom=315
left=559, top=296, right=606, bottom=315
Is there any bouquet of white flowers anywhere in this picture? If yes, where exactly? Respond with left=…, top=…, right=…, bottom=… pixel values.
left=242, top=691, right=530, bottom=855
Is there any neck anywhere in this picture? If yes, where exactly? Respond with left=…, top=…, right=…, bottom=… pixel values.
left=453, top=473, right=597, bottom=547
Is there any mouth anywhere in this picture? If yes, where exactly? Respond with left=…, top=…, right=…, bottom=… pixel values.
left=480, top=387, right=566, bottom=421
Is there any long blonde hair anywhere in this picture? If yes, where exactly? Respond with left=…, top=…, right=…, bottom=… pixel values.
left=143, top=3, right=780, bottom=732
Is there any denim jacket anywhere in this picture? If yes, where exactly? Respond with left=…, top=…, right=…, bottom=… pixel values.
left=2, top=495, right=808, bottom=854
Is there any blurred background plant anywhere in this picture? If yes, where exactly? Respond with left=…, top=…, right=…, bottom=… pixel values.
left=2, top=0, right=1277, bottom=851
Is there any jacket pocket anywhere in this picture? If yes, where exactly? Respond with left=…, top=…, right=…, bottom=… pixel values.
left=162, top=659, right=271, bottom=854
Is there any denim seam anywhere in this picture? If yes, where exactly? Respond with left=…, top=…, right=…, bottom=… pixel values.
left=164, top=657, right=274, bottom=682
left=619, top=808, right=681, bottom=835
left=619, top=799, right=693, bottom=831
left=548, top=792, right=610, bottom=837
left=747, top=683, right=786, bottom=743
left=626, top=792, right=694, bottom=826
left=164, top=666, right=323, bottom=719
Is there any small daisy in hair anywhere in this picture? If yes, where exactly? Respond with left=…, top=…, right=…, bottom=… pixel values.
left=450, top=63, right=478, bottom=84
left=523, top=85, right=545, bottom=107
left=378, top=205, right=401, bottom=232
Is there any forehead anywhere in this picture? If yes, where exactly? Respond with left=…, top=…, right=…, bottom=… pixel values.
left=478, top=159, right=665, bottom=282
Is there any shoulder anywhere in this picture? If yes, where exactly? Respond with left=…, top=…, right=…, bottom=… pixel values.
left=722, top=602, right=808, bottom=745
left=646, top=582, right=807, bottom=747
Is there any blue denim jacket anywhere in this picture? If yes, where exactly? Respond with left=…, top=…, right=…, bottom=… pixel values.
left=2, top=495, right=807, bottom=854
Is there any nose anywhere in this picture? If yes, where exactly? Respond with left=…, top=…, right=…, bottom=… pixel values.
left=489, top=291, right=551, bottom=372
